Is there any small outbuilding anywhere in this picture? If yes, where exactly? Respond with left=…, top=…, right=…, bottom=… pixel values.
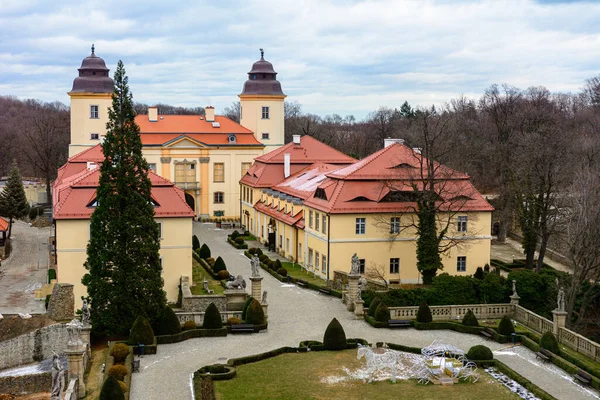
left=0, top=217, right=8, bottom=246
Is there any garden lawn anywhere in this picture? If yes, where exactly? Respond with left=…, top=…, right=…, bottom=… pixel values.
left=214, top=350, right=520, bottom=400
left=281, top=262, right=328, bottom=288
left=191, top=258, right=225, bottom=295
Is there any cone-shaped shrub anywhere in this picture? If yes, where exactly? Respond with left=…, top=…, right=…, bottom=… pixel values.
left=156, top=306, right=181, bottom=335
left=100, top=376, right=125, bottom=400
left=128, top=316, right=155, bottom=345
left=498, top=316, right=515, bottom=335
left=462, top=309, right=479, bottom=327
left=274, top=259, right=282, bottom=271
left=416, top=302, right=432, bottom=323
left=474, top=267, right=485, bottom=280
left=213, top=256, right=226, bottom=273
left=199, top=244, right=211, bottom=259
left=466, top=345, right=493, bottom=360
left=323, top=318, right=347, bottom=351
left=540, top=331, right=559, bottom=354
left=368, top=297, right=382, bottom=318
left=192, top=235, right=200, bottom=251
left=245, top=299, right=265, bottom=325
left=203, top=303, right=223, bottom=329
left=242, top=297, right=255, bottom=321
left=374, top=303, right=391, bottom=323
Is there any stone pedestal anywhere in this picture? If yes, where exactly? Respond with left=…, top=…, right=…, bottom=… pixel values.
left=552, top=309, right=567, bottom=336
left=225, top=289, right=247, bottom=311
left=354, top=300, right=365, bottom=318
left=261, top=303, right=269, bottom=321
left=510, top=293, right=521, bottom=306
left=346, top=274, right=361, bottom=310
left=250, top=276, right=263, bottom=301
left=65, top=347, right=86, bottom=398
left=80, top=324, right=91, bottom=362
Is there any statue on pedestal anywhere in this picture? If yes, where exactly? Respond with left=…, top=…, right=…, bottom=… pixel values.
left=251, top=255, right=261, bottom=277
left=557, top=287, right=565, bottom=312
left=81, top=299, right=91, bottom=325
left=350, top=253, right=360, bottom=275
left=511, top=280, right=517, bottom=296
left=262, top=290, right=268, bottom=304
left=51, top=352, right=64, bottom=400
left=226, top=275, right=247, bottom=289
left=66, top=319, right=83, bottom=348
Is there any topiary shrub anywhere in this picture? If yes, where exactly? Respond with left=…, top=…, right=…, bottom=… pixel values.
left=250, top=248, right=263, bottom=256
left=118, top=380, right=128, bottom=393
left=498, top=316, right=515, bottom=336
left=192, top=235, right=200, bottom=251
left=368, top=297, right=382, bottom=317
left=474, top=267, right=485, bottom=280
left=323, top=318, right=347, bottom=351
left=203, top=303, right=223, bottom=329
left=110, top=343, right=130, bottom=364
left=108, top=364, right=128, bottom=381
left=374, top=303, right=391, bottom=323
left=217, top=270, right=230, bottom=280
left=242, top=297, right=255, bottom=321
left=213, top=257, right=226, bottom=273
left=245, top=299, right=265, bottom=325
left=274, top=259, right=282, bottom=271
left=206, top=257, right=215, bottom=266
left=199, top=244, right=211, bottom=259
left=128, top=316, right=155, bottom=345
left=100, top=376, right=124, bottom=400
left=416, top=302, right=433, bottom=323
left=277, top=268, right=288, bottom=277
left=540, top=331, right=559, bottom=354
left=462, top=309, right=479, bottom=327
left=183, top=320, right=197, bottom=331
left=209, top=364, right=227, bottom=374
left=234, top=237, right=244, bottom=245
left=267, top=260, right=275, bottom=270
left=466, top=345, right=493, bottom=360
left=230, top=230, right=240, bottom=240
left=156, top=306, right=181, bottom=336
left=259, top=254, right=270, bottom=264
left=227, top=317, right=241, bottom=326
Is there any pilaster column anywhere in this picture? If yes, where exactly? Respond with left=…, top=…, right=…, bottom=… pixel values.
left=347, top=274, right=360, bottom=311
left=249, top=276, right=263, bottom=300
left=65, top=346, right=86, bottom=398
left=552, top=309, right=567, bottom=336
left=510, top=293, right=521, bottom=306
left=354, top=300, right=365, bottom=318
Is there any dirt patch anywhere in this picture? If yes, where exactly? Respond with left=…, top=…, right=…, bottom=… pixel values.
left=15, top=394, right=50, bottom=400
left=0, top=315, right=55, bottom=342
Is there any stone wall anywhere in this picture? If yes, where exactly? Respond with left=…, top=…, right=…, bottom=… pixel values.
left=180, top=276, right=228, bottom=312
left=0, top=371, right=51, bottom=396
left=0, top=324, right=69, bottom=370
left=177, top=311, right=243, bottom=326
left=46, top=283, right=74, bottom=321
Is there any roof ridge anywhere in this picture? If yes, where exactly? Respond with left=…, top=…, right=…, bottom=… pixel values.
left=68, top=144, right=103, bottom=162
left=329, top=143, right=398, bottom=179
left=302, top=136, right=356, bottom=162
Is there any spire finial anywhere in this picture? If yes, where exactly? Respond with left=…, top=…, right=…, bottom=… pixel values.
left=260, top=48, right=264, bottom=59
left=91, top=44, right=95, bottom=55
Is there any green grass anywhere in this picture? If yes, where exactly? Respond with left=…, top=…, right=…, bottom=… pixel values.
left=214, top=350, right=520, bottom=400
left=241, top=234, right=257, bottom=241
left=191, top=258, right=225, bottom=295
left=281, top=262, right=328, bottom=287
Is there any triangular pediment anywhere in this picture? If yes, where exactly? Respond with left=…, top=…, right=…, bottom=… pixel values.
left=164, top=136, right=205, bottom=148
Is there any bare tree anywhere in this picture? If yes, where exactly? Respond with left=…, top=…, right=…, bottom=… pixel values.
left=223, top=101, right=241, bottom=123
left=366, top=262, right=389, bottom=289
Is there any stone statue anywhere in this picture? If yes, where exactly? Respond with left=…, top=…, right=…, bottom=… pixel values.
left=350, top=253, right=360, bottom=275
left=557, top=287, right=565, bottom=312
left=511, top=280, right=517, bottom=296
left=262, top=290, right=267, bottom=304
left=357, top=285, right=362, bottom=301
left=66, top=319, right=83, bottom=348
left=51, top=352, right=64, bottom=400
left=226, top=275, right=247, bottom=290
left=251, top=255, right=261, bottom=278
left=357, top=277, right=367, bottom=301
left=81, top=299, right=91, bottom=325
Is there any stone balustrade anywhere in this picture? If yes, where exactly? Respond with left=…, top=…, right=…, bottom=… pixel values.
left=388, top=303, right=514, bottom=321
left=559, top=327, right=600, bottom=362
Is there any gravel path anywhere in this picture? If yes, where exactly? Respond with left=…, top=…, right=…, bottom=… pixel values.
left=0, top=220, right=51, bottom=314
left=130, top=223, right=598, bottom=400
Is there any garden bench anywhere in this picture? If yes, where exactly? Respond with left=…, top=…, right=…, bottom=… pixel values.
left=480, top=327, right=494, bottom=340
left=221, top=222, right=233, bottom=229
left=573, top=369, right=592, bottom=386
left=296, top=281, right=307, bottom=288
left=388, top=320, right=411, bottom=328
left=535, top=348, right=552, bottom=362
left=132, top=359, right=140, bottom=373
left=230, top=324, right=255, bottom=333
left=318, top=288, right=330, bottom=295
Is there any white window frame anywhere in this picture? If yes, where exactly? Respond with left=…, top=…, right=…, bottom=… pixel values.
left=90, top=133, right=100, bottom=140
left=90, top=105, right=99, bottom=119
left=457, top=256, right=467, bottom=272
left=315, top=213, right=320, bottom=232
left=356, top=217, right=366, bottom=235
left=322, top=254, right=327, bottom=273
left=214, top=192, right=224, bottom=204
left=148, top=163, right=157, bottom=171
left=309, top=248, right=313, bottom=266
left=315, top=252, right=320, bottom=272
left=157, top=222, right=163, bottom=239
left=262, top=106, right=270, bottom=119
left=322, top=215, right=327, bottom=234
left=458, top=216, right=468, bottom=233
left=390, top=217, right=400, bottom=234
left=309, top=211, right=313, bottom=229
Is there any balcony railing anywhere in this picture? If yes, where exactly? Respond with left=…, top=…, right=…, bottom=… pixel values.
left=174, top=181, right=200, bottom=190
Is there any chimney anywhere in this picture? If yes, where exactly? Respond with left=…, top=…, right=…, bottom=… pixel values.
left=284, top=153, right=291, bottom=178
left=205, top=106, right=215, bottom=122
left=384, top=138, right=404, bottom=148
left=148, top=106, right=158, bottom=122
left=293, top=135, right=301, bottom=145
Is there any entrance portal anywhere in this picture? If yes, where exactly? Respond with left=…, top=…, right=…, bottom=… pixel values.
left=184, top=192, right=195, bottom=212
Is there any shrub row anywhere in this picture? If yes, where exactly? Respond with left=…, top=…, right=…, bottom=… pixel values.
left=375, top=342, right=421, bottom=354
left=156, top=327, right=228, bottom=344
left=364, top=314, right=389, bottom=328
left=102, top=342, right=133, bottom=400
left=194, top=364, right=237, bottom=381
left=196, top=256, right=220, bottom=280
left=227, top=237, right=248, bottom=249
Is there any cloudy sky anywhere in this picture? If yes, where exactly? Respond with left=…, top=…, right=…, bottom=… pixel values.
left=1, top=0, right=599, bottom=118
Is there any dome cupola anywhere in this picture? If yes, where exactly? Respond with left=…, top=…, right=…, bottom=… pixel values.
left=70, top=44, right=114, bottom=93
left=240, top=49, right=284, bottom=96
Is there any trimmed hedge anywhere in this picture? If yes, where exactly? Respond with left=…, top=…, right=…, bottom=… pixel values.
left=540, top=331, right=560, bottom=354
left=100, top=376, right=125, bottom=400
left=199, top=244, right=211, bottom=259
left=228, top=347, right=299, bottom=366
left=364, top=314, right=389, bottom=328
left=413, top=321, right=483, bottom=335
left=203, top=303, right=223, bottom=329
left=156, top=327, right=228, bottom=344
left=213, top=257, right=227, bottom=273
left=368, top=297, right=382, bottom=318
left=108, top=364, right=128, bottom=381
left=374, top=303, right=390, bottom=323
left=192, top=235, right=200, bottom=251
left=195, top=364, right=237, bottom=381
left=128, top=316, right=155, bottom=345
left=498, top=316, right=515, bottom=335
left=245, top=299, right=265, bottom=325
left=242, top=296, right=255, bottom=321
left=323, top=318, right=347, bottom=351
left=47, top=268, right=56, bottom=283
left=156, top=306, right=181, bottom=336
left=376, top=342, right=421, bottom=354
left=110, top=343, right=130, bottom=364
left=299, top=340, right=325, bottom=352
left=467, top=345, right=493, bottom=360
left=197, top=257, right=220, bottom=280
left=227, top=237, right=248, bottom=249
left=416, top=302, right=432, bottom=323
left=462, top=309, right=479, bottom=327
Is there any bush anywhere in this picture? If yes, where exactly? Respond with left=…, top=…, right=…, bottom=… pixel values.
left=45, top=294, right=51, bottom=310
left=99, top=376, right=124, bottom=400
left=209, top=364, right=227, bottom=374
left=323, top=318, right=347, bottom=351
left=466, top=345, right=493, bottom=360
left=206, top=257, right=215, bottom=265
left=227, top=317, right=241, bottom=326
left=267, top=260, right=275, bottom=270
left=474, top=267, right=485, bottom=280
left=47, top=268, right=56, bottom=283
left=416, top=302, right=432, bottom=323
left=192, top=235, right=200, bottom=251
left=374, top=303, right=390, bottom=323
left=498, top=316, right=515, bottom=336
left=234, top=237, right=245, bottom=245
left=249, top=248, right=263, bottom=256
left=199, top=244, right=211, bottom=259
left=230, top=230, right=240, bottom=239
left=277, top=268, right=288, bottom=277
left=110, top=343, right=130, bottom=364
left=217, top=270, right=230, bottom=280
left=108, top=364, right=128, bottom=381
left=29, top=206, right=45, bottom=221
left=183, top=320, right=197, bottom=331
left=368, top=297, right=382, bottom=317
left=156, top=306, right=181, bottom=336
left=245, top=299, right=265, bottom=325
left=203, top=303, right=223, bottom=329
left=462, top=309, right=479, bottom=327
left=118, top=381, right=128, bottom=393
left=128, top=316, right=155, bottom=345
left=259, top=254, right=270, bottom=264
left=213, top=256, right=226, bottom=273
left=242, top=297, right=255, bottom=321
left=274, top=259, right=282, bottom=271
left=540, top=331, right=559, bottom=354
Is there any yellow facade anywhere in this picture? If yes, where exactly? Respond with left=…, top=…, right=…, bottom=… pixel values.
left=239, top=95, right=286, bottom=149
left=68, top=92, right=112, bottom=157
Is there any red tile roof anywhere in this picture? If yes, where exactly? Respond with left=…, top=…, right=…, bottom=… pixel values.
left=273, top=163, right=341, bottom=200
left=0, top=217, right=8, bottom=231
left=140, top=133, right=262, bottom=146
left=253, top=201, right=304, bottom=227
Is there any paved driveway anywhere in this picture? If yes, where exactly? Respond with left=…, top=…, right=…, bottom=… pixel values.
left=0, top=220, right=50, bottom=314
left=130, top=223, right=599, bottom=400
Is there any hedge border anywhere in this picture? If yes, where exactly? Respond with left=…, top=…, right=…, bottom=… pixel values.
left=104, top=342, right=134, bottom=400
left=478, top=360, right=557, bottom=400
left=156, top=327, right=228, bottom=344
left=225, top=322, right=268, bottom=334
left=194, top=365, right=237, bottom=381
left=130, top=338, right=157, bottom=355
left=227, top=237, right=248, bottom=250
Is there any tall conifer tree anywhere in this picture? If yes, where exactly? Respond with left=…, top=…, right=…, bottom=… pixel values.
left=0, top=161, right=29, bottom=238
left=83, top=61, right=166, bottom=335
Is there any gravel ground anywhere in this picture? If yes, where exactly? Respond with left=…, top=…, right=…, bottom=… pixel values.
left=130, top=222, right=598, bottom=400
left=0, top=220, right=51, bottom=314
